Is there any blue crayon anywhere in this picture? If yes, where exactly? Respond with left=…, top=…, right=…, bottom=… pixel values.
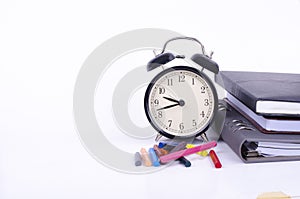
left=158, top=142, right=166, bottom=148
left=159, top=141, right=178, bottom=148
left=148, top=148, right=160, bottom=167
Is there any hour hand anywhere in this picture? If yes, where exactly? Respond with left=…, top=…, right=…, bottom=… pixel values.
left=163, top=96, right=180, bottom=104
left=157, top=103, right=179, bottom=111
left=163, top=96, right=185, bottom=107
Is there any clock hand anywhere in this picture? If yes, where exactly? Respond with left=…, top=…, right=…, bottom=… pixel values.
left=163, top=96, right=185, bottom=107
left=157, top=103, right=179, bottom=111
left=163, top=96, right=180, bottom=104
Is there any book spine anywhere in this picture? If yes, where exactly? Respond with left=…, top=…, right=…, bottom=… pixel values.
left=221, top=73, right=258, bottom=113
left=221, top=118, right=248, bottom=163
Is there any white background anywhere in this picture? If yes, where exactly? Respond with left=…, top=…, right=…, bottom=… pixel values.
left=1, top=0, right=300, bottom=198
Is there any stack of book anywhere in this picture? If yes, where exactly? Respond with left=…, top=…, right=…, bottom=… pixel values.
left=218, top=71, right=300, bottom=163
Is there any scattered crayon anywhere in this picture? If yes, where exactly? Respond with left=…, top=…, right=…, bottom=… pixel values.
left=160, top=141, right=217, bottom=163
left=177, top=157, right=191, bottom=167
left=158, top=142, right=166, bottom=148
left=134, top=152, right=142, bottom=166
left=186, top=143, right=208, bottom=157
left=159, top=141, right=178, bottom=146
left=149, top=148, right=160, bottom=167
left=159, top=148, right=169, bottom=156
left=165, top=141, right=189, bottom=167
left=209, top=150, right=222, bottom=169
left=140, top=148, right=152, bottom=167
left=153, top=145, right=163, bottom=157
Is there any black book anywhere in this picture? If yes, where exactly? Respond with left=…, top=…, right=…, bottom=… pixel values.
left=219, top=71, right=300, bottom=117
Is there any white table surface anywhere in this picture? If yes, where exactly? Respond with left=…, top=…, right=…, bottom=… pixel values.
left=1, top=0, right=300, bottom=198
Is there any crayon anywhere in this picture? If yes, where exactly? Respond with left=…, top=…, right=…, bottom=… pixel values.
left=177, top=157, right=191, bottom=167
left=149, top=148, right=160, bottom=167
left=186, top=143, right=208, bottom=157
left=140, top=148, right=152, bottom=167
left=153, top=145, right=163, bottom=157
left=134, top=152, right=142, bottom=166
left=209, top=150, right=222, bottom=169
left=160, top=141, right=217, bottom=163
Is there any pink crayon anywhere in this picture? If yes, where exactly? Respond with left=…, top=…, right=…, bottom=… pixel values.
left=160, top=141, right=217, bottom=163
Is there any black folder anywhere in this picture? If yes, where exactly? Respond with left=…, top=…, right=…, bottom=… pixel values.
left=221, top=100, right=300, bottom=163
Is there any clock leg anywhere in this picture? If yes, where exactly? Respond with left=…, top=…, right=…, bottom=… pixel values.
left=200, top=133, right=209, bottom=142
left=155, top=134, right=163, bottom=142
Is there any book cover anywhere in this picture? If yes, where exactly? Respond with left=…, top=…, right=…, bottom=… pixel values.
left=219, top=71, right=300, bottom=117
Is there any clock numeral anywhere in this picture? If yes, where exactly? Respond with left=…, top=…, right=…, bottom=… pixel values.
left=179, top=122, right=184, bottom=130
left=192, top=119, right=197, bottom=126
left=154, top=99, right=159, bottom=105
left=200, top=111, right=205, bottom=117
left=168, top=120, right=172, bottom=127
left=204, top=99, right=209, bottom=106
left=179, top=75, right=185, bottom=82
left=192, top=78, right=195, bottom=85
left=158, top=87, right=165, bottom=94
left=201, top=86, right=206, bottom=93
left=158, top=111, right=163, bottom=118
left=167, top=78, right=173, bottom=86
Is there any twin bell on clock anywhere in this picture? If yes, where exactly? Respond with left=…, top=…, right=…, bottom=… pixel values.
left=144, top=37, right=222, bottom=142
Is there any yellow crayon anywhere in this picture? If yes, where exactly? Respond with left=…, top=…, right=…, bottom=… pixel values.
left=186, top=144, right=208, bottom=157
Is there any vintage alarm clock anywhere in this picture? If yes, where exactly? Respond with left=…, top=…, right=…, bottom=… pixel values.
left=144, top=37, right=220, bottom=141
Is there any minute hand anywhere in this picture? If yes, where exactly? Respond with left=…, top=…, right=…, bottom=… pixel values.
left=157, top=103, right=179, bottom=111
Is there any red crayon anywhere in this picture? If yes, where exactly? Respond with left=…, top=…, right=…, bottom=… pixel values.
left=209, top=150, right=222, bottom=169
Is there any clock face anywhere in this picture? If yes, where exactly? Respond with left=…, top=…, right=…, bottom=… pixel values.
left=144, top=66, right=217, bottom=138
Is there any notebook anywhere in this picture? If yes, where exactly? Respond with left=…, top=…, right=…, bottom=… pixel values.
left=219, top=71, right=300, bottom=117
left=221, top=100, right=300, bottom=163
left=227, top=92, right=300, bottom=133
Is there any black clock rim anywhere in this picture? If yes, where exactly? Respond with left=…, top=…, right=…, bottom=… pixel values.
left=144, top=65, right=219, bottom=139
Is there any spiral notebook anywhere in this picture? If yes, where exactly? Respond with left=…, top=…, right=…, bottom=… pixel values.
left=221, top=100, right=300, bottom=163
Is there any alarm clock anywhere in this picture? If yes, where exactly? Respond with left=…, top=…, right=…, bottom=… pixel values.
left=144, top=37, right=220, bottom=141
